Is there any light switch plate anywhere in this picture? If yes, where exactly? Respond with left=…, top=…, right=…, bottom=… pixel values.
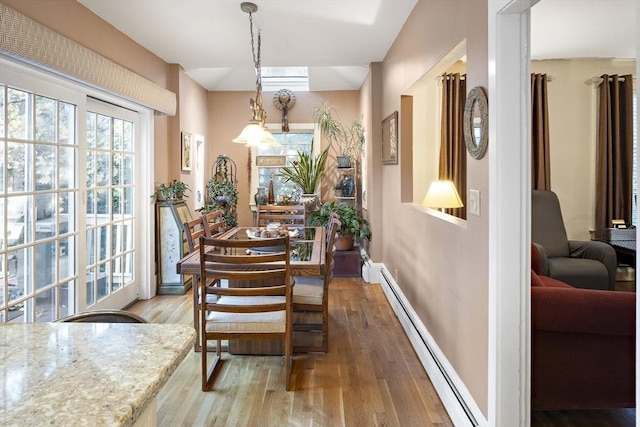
left=469, top=189, right=480, bottom=216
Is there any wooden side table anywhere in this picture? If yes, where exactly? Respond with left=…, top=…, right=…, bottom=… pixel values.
left=334, top=244, right=362, bottom=277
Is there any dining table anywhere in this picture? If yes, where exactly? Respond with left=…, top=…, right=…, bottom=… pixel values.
left=176, top=226, right=326, bottom=278
left=175, top=225, right=326, bottom=355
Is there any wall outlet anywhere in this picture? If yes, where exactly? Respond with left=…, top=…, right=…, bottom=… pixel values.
left=469, top=189, right=480, bottom=216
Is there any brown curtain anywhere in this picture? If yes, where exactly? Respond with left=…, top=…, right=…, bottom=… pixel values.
left=531, top=73, right=551, bottom=190
left=595, top=74, right=634, bottom=232
left=439, top=73, right=467, bottom=219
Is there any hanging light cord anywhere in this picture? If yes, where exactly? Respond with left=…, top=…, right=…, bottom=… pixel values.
left=248, top=11, right=265, bottom=124
left=249, top=12, right=262, bottom=93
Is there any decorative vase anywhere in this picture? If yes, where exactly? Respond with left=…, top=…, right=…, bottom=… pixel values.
left=268, top=179, right=275, bottom=204
left=337, top=155, right=351, bottom=168
left=335, top=233, right=354, bottom=251
left=339, top=174, right=354, bottom=197
left=254, top=187, right=268, bottom=205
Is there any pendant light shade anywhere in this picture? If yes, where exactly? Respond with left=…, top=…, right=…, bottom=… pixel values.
left=233, top=121, right=265, bottom=145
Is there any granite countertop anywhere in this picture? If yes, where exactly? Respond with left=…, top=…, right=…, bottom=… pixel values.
left=0, top=322, right=195, bottom=427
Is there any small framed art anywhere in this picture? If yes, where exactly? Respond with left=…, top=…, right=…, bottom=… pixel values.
left=181, top=131, right=192, bottom=171
left=382, top=111, right=398, bottom=165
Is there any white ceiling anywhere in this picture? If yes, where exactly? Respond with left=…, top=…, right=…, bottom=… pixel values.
left=78, top=0, right=419, bottom=91
left=77, top=0, right=636, bottom=92
left=531, top=0, right=635, bottom=61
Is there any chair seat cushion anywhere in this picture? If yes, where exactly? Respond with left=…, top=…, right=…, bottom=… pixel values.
left=205, top=295, right=286, bottom=333
left=292, top=278, right=324, bottom=305
left=205, top=310, right=286, bottom=333
left=548, top=257, right=609, bottom=290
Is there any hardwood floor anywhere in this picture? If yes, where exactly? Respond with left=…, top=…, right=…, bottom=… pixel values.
left=128, top=277, right=454, bottom=427
left=129, top=277, right=637, bottom=426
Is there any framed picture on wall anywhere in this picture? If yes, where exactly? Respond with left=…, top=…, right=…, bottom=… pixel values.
left=382, top=111, right=398, bottom=165
left=181, top=131, right=192, bottom=171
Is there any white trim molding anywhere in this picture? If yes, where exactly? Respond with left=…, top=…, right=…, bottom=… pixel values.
left=378, top=265, right=487, bottom=427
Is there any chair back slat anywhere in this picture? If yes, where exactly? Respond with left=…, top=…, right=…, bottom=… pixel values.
left=325, top=218, right=341, bottom=283
left=202, top=210, right=226, bottom=237
left=256, top=204, right=305, bottom=227
left=183, top=217, right=207, bottom=253
left=199, top=235, right=292, bottom=314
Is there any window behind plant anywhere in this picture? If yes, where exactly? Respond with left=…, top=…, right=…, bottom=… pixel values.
left=255, top=131, right=313, bottom=202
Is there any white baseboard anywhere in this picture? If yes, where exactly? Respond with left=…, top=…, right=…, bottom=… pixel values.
left=378, top=266, right=487, bottom=427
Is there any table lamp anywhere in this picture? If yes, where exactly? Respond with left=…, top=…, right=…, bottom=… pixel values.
left=422, top=180, right=464, bottom=212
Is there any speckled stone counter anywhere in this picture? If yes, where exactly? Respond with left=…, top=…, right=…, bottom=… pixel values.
left=0, top=322, right=195, bottom=427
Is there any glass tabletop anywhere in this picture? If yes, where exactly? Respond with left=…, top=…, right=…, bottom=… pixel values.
left=223, top=227, right=319, bottom=262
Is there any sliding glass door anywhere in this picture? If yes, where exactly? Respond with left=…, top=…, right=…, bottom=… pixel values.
left=0, top=64, right=144, bottom=322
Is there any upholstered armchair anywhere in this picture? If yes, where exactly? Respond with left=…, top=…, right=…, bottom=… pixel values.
left=531, top=190, right=617, bottom=290
left=530, top=245, right=635, bottom=410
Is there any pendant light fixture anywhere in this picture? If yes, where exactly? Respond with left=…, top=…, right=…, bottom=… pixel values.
left=233, top=2, right=277, bottom=146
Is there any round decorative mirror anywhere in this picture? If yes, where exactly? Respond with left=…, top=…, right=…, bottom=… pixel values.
left=463, top=86, right=488, bottom=159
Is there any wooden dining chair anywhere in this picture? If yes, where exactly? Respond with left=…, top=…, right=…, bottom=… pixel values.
left=256, top=204, right=305, bottom=227
left=202, top=210, right=226, bottom=237
left=183, top=216, right=217, bottom=352
left=199, top=234, right=293, bottom=391
left=292, top=217, right=340, bottom=353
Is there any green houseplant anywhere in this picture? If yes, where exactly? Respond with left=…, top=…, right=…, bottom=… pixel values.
left=203, top=155, right=239, bottom=228
left=205, top=179, right=238, bottom=228
left=312, top=102, right=364, bottom=168
left=151, top=179, right=190, bottom=202
left=279, top=148, right=328, bottom=195
left=309, top=201, right=371, bottom=250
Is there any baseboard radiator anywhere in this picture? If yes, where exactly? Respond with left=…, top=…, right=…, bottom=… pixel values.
left=378, top=267, right=486, bottom=426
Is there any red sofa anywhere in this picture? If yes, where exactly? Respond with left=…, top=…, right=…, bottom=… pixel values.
left=531, top=245, right=635, bottom=410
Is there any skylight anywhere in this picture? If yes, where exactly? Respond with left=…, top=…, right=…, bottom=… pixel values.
left=262, top=67, right=309, bottom=91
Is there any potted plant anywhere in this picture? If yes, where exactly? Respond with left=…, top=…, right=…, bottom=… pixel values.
left=308, top=201, right=371, bottom=250
left=205, top=179, right=239, bottom=228
left=151, top=180, right=190, bottom=202
left=202, top=154, right=239, bottom=227
left=279, top=148, right=328, bottom=195
left=312, top=102, right=364, bottom=168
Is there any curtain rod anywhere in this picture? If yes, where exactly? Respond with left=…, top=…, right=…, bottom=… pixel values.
left=437, top=74, right=467, bottom=82
left=531, top=74, right=554, bottom=82
left=585, top=75, right=636, bottom=86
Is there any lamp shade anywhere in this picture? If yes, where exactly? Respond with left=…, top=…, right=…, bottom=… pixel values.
left=232, top=122, right=279, bottom=146
left=232, top=121, right=264, bottom=145
left=422, top=180, right=463, bottom=209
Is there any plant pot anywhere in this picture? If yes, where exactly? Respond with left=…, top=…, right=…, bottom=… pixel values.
left=301, top=193, right=321, bottom=215
left=335, top=233, right=354, bottom=251
left=337, top=155, right=351, bottom=168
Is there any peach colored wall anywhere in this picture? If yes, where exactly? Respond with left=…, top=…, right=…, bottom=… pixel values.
left=207, top=91, right=359, bottom=227
left=376, top=0, right=490, bottom=415
left=358, top=63, right=383, bottom=255
left=176, top=68, right=209, bottom=213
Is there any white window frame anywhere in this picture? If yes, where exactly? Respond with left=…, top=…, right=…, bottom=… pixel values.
left=0, top=56, right=155, bottom=312
left=249, top=122, right=321, bottom=208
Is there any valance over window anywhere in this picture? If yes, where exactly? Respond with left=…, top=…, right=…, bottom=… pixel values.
left=0, top=3, right=176, bottom=115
